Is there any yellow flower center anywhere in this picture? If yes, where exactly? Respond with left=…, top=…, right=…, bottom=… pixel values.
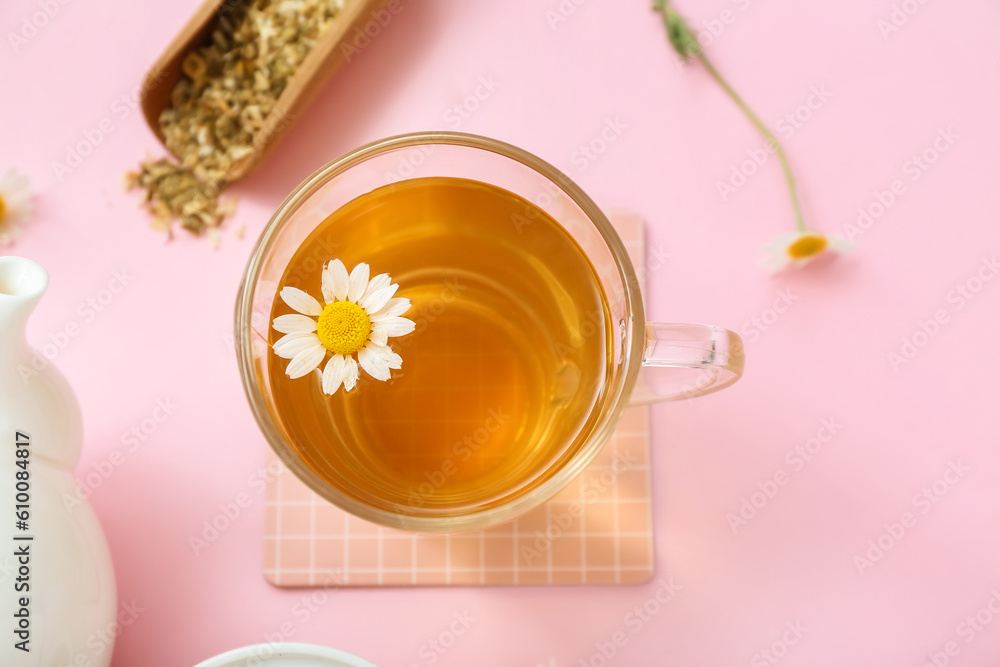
left=787, top=235, right=828, bottom=260
left=316, top=300, right=371, bottom=355
left=0, top=193, right=6, bottom=222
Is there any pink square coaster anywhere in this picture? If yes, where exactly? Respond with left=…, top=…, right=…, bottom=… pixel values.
left=263, top=212, right=654, bottom=587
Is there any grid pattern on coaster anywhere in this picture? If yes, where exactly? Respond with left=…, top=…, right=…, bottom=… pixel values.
left=263, top=212, right=654, bottom=587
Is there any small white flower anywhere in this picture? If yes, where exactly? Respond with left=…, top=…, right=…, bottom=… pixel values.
left=759, top=230, right=853, bottom=274
left=0, top=169, right=33, bottom=246
left=272, top=260, right=415, bottom=394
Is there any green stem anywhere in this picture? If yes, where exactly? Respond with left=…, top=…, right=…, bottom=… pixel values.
left=653, top=0, right=808, bottom=233
left=694, top=53, right=807, bottom=232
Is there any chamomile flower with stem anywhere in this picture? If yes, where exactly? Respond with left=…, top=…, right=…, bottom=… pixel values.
left=652, top=1, right=852, bottom=273
left=271, top=259, right=415, bottom=394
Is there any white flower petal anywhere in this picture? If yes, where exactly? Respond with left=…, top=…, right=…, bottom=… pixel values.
left=759, top=231, right=808, bottom=274
left=347, top=263, right=370, bottom=303
left=759, top=252, right=791, bottom=274
left=360, top=282, right=398, bottom=314
left=0, top=169, right=31, bottom=207
left=343, top=356, right=360, bottom=391
left=371, top=297, right=411, bottom=321
left=326, top=259, right=350, bottom=302
left=322, top=355, right=347, bottom=395
left=321, top=266, right=335, bottom=305
left=827, top=235, right=854, bottom=253
left=758, top=246, right=782, bottom=263
left=357, top=346, right=391, bottom=381
left=280, top=287, right=322, bottom=316
left=0, top=168, right=26, bottom=189
left=272, top=314, right=318, bottom=334
left=368, top=342, right=402, bottom=370
left=286, top=344, right=326, bottom=379
left=273, top=332, right=322, bottom=359
left=792, top=253, right=825, bottom=268
left=366, top=341, right=389, bottom=358
left=364, top=273, right=391, bottom=297
left=375, top=316, right=416, bottom=338
left=757, top=248, right=791, bottom=273
left=368, top=326, right=388, bottom=346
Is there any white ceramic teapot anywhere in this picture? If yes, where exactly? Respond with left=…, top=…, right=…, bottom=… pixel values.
left=0, top=256, right=117, bottom=666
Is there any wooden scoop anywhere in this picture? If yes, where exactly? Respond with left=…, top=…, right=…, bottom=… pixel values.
left=140, top=0, right=386, bottom=183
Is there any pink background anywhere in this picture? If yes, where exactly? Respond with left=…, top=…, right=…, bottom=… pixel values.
left=3, top=0, right=1000, bottom=665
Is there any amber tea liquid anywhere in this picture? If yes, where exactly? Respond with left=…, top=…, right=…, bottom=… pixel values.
left=268, top=177, right=611, bottom=514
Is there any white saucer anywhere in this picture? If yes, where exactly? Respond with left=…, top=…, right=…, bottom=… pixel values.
left=194, top=643, right=378, bottom=667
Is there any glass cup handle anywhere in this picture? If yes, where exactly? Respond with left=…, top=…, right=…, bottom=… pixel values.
left=629, top=323, right=745, bottom=405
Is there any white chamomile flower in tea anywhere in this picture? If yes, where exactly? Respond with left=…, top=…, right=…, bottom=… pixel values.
left=759, top=230, right=854, bottom=274
left=272, top=259, right=415, bottom=394
left=0, top=168, right=33, bottom=246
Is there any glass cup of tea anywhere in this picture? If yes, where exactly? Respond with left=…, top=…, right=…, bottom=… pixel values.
left=236, top=132, right=744, bottom=533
